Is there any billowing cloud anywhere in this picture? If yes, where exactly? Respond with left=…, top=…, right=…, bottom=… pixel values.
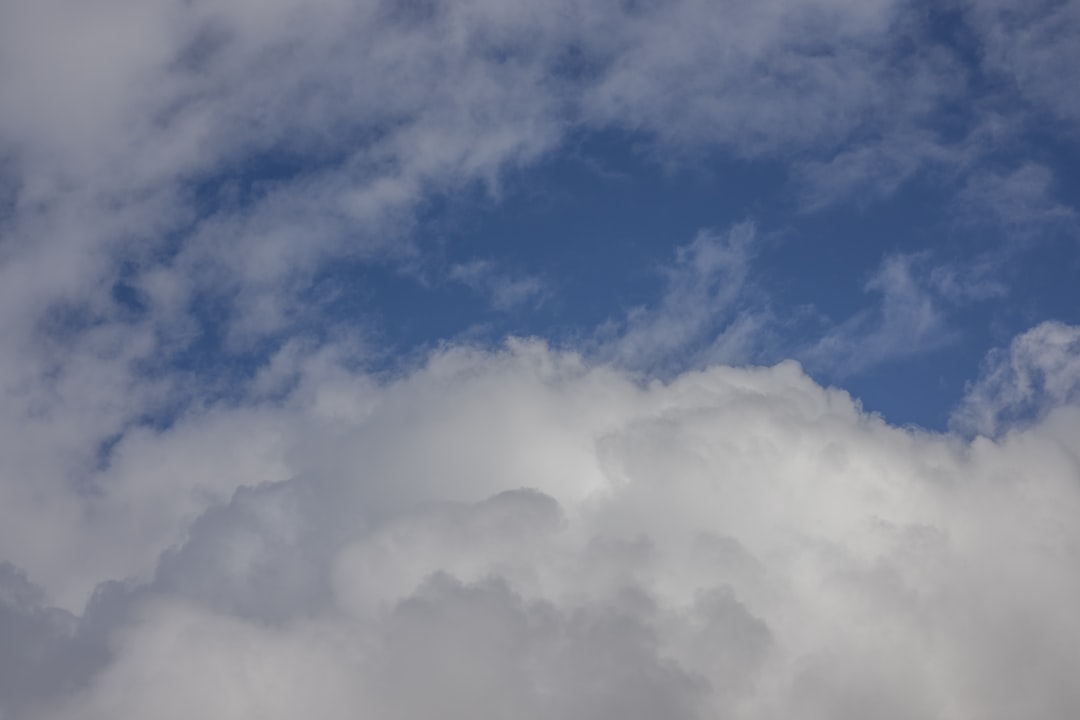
left=0, top=0, right=949, bottom=585
left=0, top=0, right=1073, bottom=517
left=2, top=335, right=1078, bottom=719
left=2, top=2, right=1080, bottom=718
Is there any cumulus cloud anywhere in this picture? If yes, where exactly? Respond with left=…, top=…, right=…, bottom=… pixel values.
left=0, top=1, right=1074, bottom=557
left=1, top=337, right=1078, bottom=719
left=2, top=2, right=1080, bottom=718
left=0, top=0, right=957, bottom=588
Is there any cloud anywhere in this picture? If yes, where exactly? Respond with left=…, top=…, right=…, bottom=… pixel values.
left=0, top=564, right=101, bottom=719
left=0, top=0, right=1042, bottom=355
left=956, top=162, right=1076, bottom=236
left=793, top=125, right=960, bottom=212
left=449, top=259, right=547, bottom=311
left=802, top=253, right=952, bottom=376
left=966, top=0, right=1080, bottom=128
left=580, top=0, right=909, bottom=155
left=0, top=2, right=1075, bottom=569
left=951, top=320, right=1080, bottom=436
left=2, top=3, right=1080, bottom=717
left=596, top=229, right=1005, bottom=381
left=599, top=222, right=761, bottom=371
left=1, top=336, right=1079, bottom=719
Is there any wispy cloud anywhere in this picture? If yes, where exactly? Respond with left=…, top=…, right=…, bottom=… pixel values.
left=967, top=0, right=1080, bottom=127
left=956, top=162, right=1076, bottom=236
left=951, top=320, right=1080, bottom=436
left=802, top=253, right=953, bottom=377
left=449, top=259, right=547, bottom=311
left=598, top=223, right=759, bottom=371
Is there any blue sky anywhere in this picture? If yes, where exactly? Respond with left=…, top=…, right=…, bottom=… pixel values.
left=108, top=1, right=1080, bottom=431
left=178, top=116, right=1077, bottom=428
left=2, top=1, right=1080, bottom=718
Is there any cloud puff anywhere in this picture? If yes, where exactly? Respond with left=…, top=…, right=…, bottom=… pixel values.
left=3, top=335, right=1079, bottom=719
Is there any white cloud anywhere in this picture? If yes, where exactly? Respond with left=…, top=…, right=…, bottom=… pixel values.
left=0, top=0, right=1029, bottom=352
left=2, top=3, right=1080, bottom=716
left=0, top=2, right=1073, bottom=566
left=966, top=0, right=1080, bottom=127
left=951, top=320, right=1080, bottom=436
left=802, top=253, right=952, bottom=376
left=793, top=124, right=961, bottom=211
left=580, top=0, right=907, bottom=154
left=449, top=259, right=547, bottom=311
left=1, top=335, right=1078, bottom=719
left=956, top=162, right=1076, bottom=236
left=599, top=223, right=760, bottom=371
left=597, top=228, right=1007, bottom=381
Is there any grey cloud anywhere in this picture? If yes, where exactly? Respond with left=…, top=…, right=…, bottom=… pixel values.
left=371, top=574, right=707, bottom=720
left=0, top=564, right=106, bottom=720
left=152, top=479, right=332, bottom=622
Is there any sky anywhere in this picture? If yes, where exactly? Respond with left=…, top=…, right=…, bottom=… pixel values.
left=1, top=0, right=1080, bottom=718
